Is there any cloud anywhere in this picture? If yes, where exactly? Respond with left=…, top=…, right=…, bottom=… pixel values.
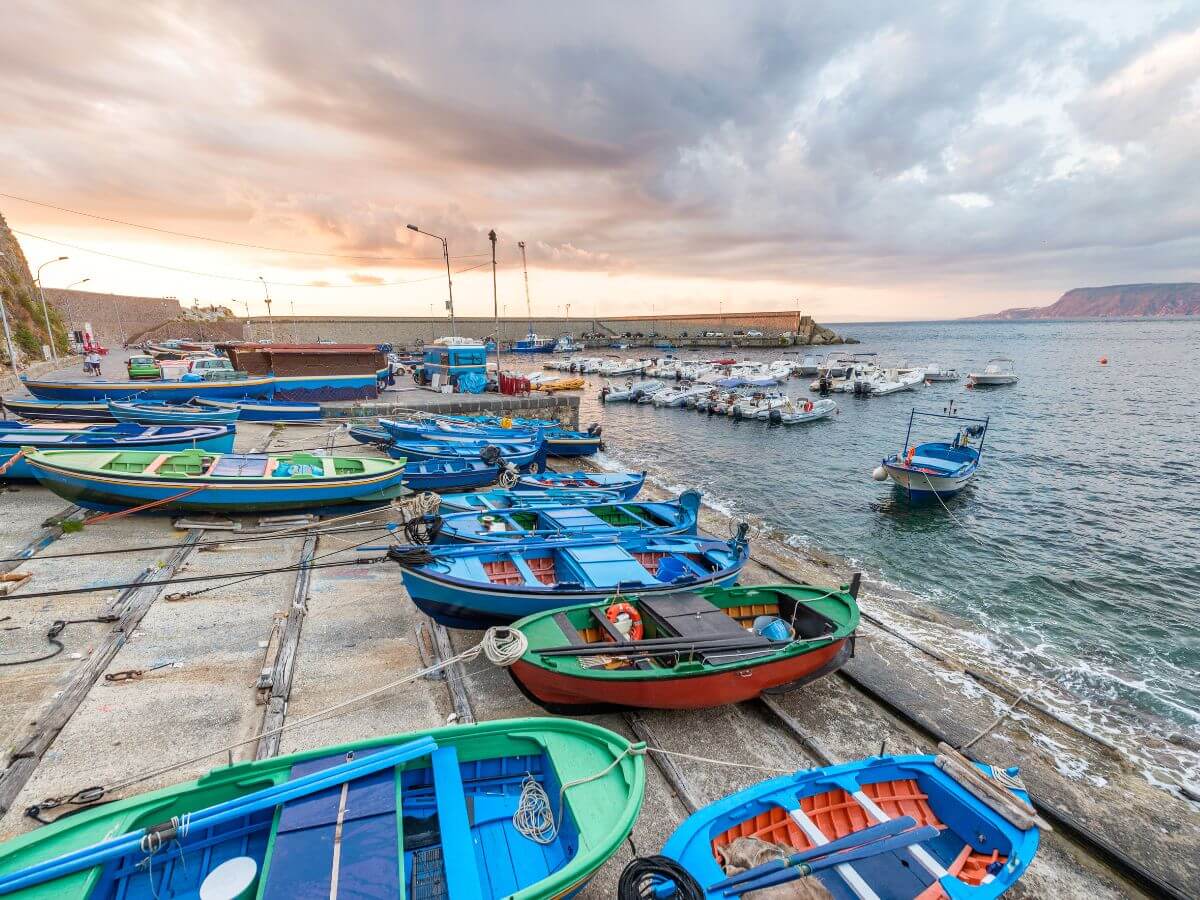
left=0, top=0, right=1198, bottom=316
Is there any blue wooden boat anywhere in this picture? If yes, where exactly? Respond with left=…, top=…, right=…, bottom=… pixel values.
left=445, top=413, right=561, bottom=429
left=382, top=436, right=545, bottom=471
left=402, top=458, right=503, bottom=492
left=516, top=470, right=645, bottom=499
left=108, top=401, right=241, bottom=425
left=0, top=423, right=236, bottom=481
left=436, top=490, right=701, bottom=543
left=380, top=418, right=543, bottom=448
left=193, top=397, right=323, bottom=422
left=1, top=398, right=114, bottom=422
left=874, top=409, right=989, bottom=500
left=438, top=488, right=624, bottom=514
left=380, top=417, right=602, bottom=457
left=387, top=529, right=749, bottom=628
left=0, top=718, right=645, bottom=900
left=652, top=747, right=1040, bottom=899
left=23, top=448, right=408, bottom=514
left=20, top=374, right=274, bottom=402
left=512, top=331, right=557, bottom=353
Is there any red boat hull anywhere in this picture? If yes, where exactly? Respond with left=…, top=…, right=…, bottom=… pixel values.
left=510, top=639, right=849, bottom=710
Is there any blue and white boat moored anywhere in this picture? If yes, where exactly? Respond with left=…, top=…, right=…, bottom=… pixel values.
left=874, top=408, right=989, bottom=500
left=515, top=469, right=645, bottom=500
left=385, top=528, right=749, bottom=628
left=193, top=397, right=323, bottom=422
left=108, top=400, right=240, bottom=425
left=438, top=488, right=624, bottom=514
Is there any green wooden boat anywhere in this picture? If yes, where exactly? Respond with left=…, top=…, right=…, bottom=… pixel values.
left=0, top=717, right=645, bottom=899
left=508, top=583, right=860, bottom=711
left=22, top=448, right=409, bottom=514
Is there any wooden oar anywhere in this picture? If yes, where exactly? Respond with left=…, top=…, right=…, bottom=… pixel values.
left=708, top=816, right=916, bottom=892
left=727, top=824, right=940, bottom=895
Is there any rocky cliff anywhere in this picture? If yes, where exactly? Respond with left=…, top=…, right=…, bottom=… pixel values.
left=0, top=211, right=69, bottom=364
left=977, top=283, right=1200, bottom=320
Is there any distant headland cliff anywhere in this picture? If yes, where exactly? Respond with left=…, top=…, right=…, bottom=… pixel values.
left=975, top=283, right=1200, bottom=320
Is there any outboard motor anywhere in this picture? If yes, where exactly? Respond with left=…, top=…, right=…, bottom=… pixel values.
left=479, top=444, right=503, bottom=465
left=732, top=521, right=751, bottom=551
left=586, top=423, right=602, bottom=436
left=599, top=386, right=610, bottom=402
left=768, top=409, right=783, bottom=425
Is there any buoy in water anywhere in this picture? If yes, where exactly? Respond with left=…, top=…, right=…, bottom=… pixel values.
left=872, top=465, right=888, bottom=482
left=1100, top=356, right=1108, bottom=365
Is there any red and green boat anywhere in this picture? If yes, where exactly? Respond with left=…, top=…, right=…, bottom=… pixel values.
left=507, top=583, right=859, bottom=711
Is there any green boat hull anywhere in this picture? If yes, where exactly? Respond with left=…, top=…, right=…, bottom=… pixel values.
left=0, top=717, right=645, bottom=899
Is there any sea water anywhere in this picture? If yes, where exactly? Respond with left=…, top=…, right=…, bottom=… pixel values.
left=523, top=318, right=1200, bottom=787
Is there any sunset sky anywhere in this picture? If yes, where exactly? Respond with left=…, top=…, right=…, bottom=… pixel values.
left=2, top=1, right=1198, bottom=321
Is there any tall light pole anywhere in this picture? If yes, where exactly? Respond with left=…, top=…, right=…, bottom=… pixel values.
left=258, top=276, right=276, bottom=342
left=518, top=241, right=532, bottom=341
left=407, top=224, right=455, bottom=336
left=36, top=256, right=68, bottom=360
left=64, top=278, right=89, bottom=345
left=488, top=229, right=500, bottom=376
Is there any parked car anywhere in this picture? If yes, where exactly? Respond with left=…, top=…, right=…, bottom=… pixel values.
left=126, top=355, right=160, bottom=379
left=746, top=329, right=763, bottom=337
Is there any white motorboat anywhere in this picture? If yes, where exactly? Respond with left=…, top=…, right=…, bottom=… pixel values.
left=869, top=367, right=926, bottom=396
left=729, top=392, right=788, bottom=418
left=759, top=397, right=837, bottom=424
left=599, top=358, right=649, bottom=377
left=921, top=363, right=960, bottom=382
left=599, top=379, right=664, bottom=402
left=968, top=357, right=1018, bottom=386
left=795, top=354, right=820, bottom=376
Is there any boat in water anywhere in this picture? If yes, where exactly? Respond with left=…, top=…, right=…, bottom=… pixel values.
left=387, top=529, right=749, bottom=629
left=108, top=400, right=240, bottom=425
left=967, top=357, right=1019, bottom=387
left=0, top=717, right=645, bottom=900
left=599, top=378, right=662, bottom=402
left=193, top=397, right=323, bottom=422
left=921, top=363, right=960, bottom=382
left=0, top=423, right=235, bottom=481
left=23, top=448, right=408, bottom=513
left=435, top=490, right=701, bottom=543
left=516, top=469, right=645, bottom=499
left=874, top=408, right=989, bottom=500
left=512, top=330, right=557, bottom=353
left=645, top=746, right=1040, bottom=898
left=507, top=581, right=859, bottom=710
left=761, top=397, right=837, bottom=424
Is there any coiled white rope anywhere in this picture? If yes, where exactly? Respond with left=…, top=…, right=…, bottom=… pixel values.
left=513, top=774, right=557, bottom=843
left=479, top=626, right=528, bottom=666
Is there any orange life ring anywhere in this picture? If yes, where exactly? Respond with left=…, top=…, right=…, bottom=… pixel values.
left=605, top=602, right=644, bottom=641
left=905, top=446, right=916, bottom=464
left=803, top=400, right=814, bottom=412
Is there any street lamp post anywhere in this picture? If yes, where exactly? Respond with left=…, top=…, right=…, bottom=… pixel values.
left=407, top=224, right=455, bottom=336
left=36, top=256, right=68, bottom=360
left=488, top=229, right=501, bottom=377
left=258, top=276, right=276, bottom=342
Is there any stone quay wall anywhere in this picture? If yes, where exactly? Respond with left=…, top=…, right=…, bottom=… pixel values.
left=44, top=289, right=183, bottom=347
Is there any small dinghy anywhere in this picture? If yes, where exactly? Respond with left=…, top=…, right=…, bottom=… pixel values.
left=435, top=490, right=701, bottom=543
left=874, top=408, right=989, bottom=500
left=387, top=529, right=749, bottom=629
left=0, top=423, right=235, bottom=481
left=516, top=470, right=645, bottom=500
left=640, top=746, right=1041, bottom=899
left=193, top=397, right=323, bottom=421
left=599, top=379, right=663, bottom=403
left=24, top=448, right=408, bottom=513
left=108, top=400, right=240, bottom=425
left=438, top=488, right=624, bottom=514
left=402, top=457, right=507, bottom=492
left=508, top=582, right=859, bottom=710
left=0, top=718, right=645, bottom=900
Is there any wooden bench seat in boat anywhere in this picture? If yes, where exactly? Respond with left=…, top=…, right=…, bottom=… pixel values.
left=209, top=454, right=270, bottom=477
left=537, top=507, right=618, bottom=534
left=589, top=606, right=654, bottom=670
left=637, top=593, right=772, bottom=664
left=560, top=544, right=656, bottom=587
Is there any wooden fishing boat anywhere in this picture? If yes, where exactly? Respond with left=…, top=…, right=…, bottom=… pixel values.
left=436, top=490, right=701, bottom=544
left=649, top=748, right=1040, bottom=898
left=388, top=530, right=749, bottom=629
left=0, top=423, right=236, bottom=481
left=19, top=374, right=274, bottom=402
left=0, top=717, right=645, bottom=900
left=387, top=417, right=603, bottom=457
left=516, top=470, right=645, bottom=499
left=874, top=409, right=989, bottom=500
left=402, top=457, right=504, bottom=492
left=508, top=582, right=859, bottom=711
left=193, top=397, right=323, bottom=422
left=23, top=448, right=408, bottom=513
left=383, top=436, right=545, bottom=470
left=438, top=488, right=624, bottom=514
left=108, top=400, right=241, bottom=425
left=1, top=398, right=114, bottom=422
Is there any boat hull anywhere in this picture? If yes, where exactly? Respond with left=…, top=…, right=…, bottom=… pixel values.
left=1, top=399, right=114, bottom=421
left=20, top=376, right=275, bottom=402
left=402, top=459, right=500, bottom=491
left=0, top=426, right=237, bottom=481
left=510, top=638, right=850, bottom=710
left=26, top=461, right=407, bottom=513
left=401, top=567, right=742, bottom=629
left=968, top=374, right=1018, bottom=386
left=883, top=462, right=975, bottom=498
left=269, top=373, right=378, bottom=401
left=109, top=403, right=240, bottom=425
left=516, top=471, right=645, bottom=499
